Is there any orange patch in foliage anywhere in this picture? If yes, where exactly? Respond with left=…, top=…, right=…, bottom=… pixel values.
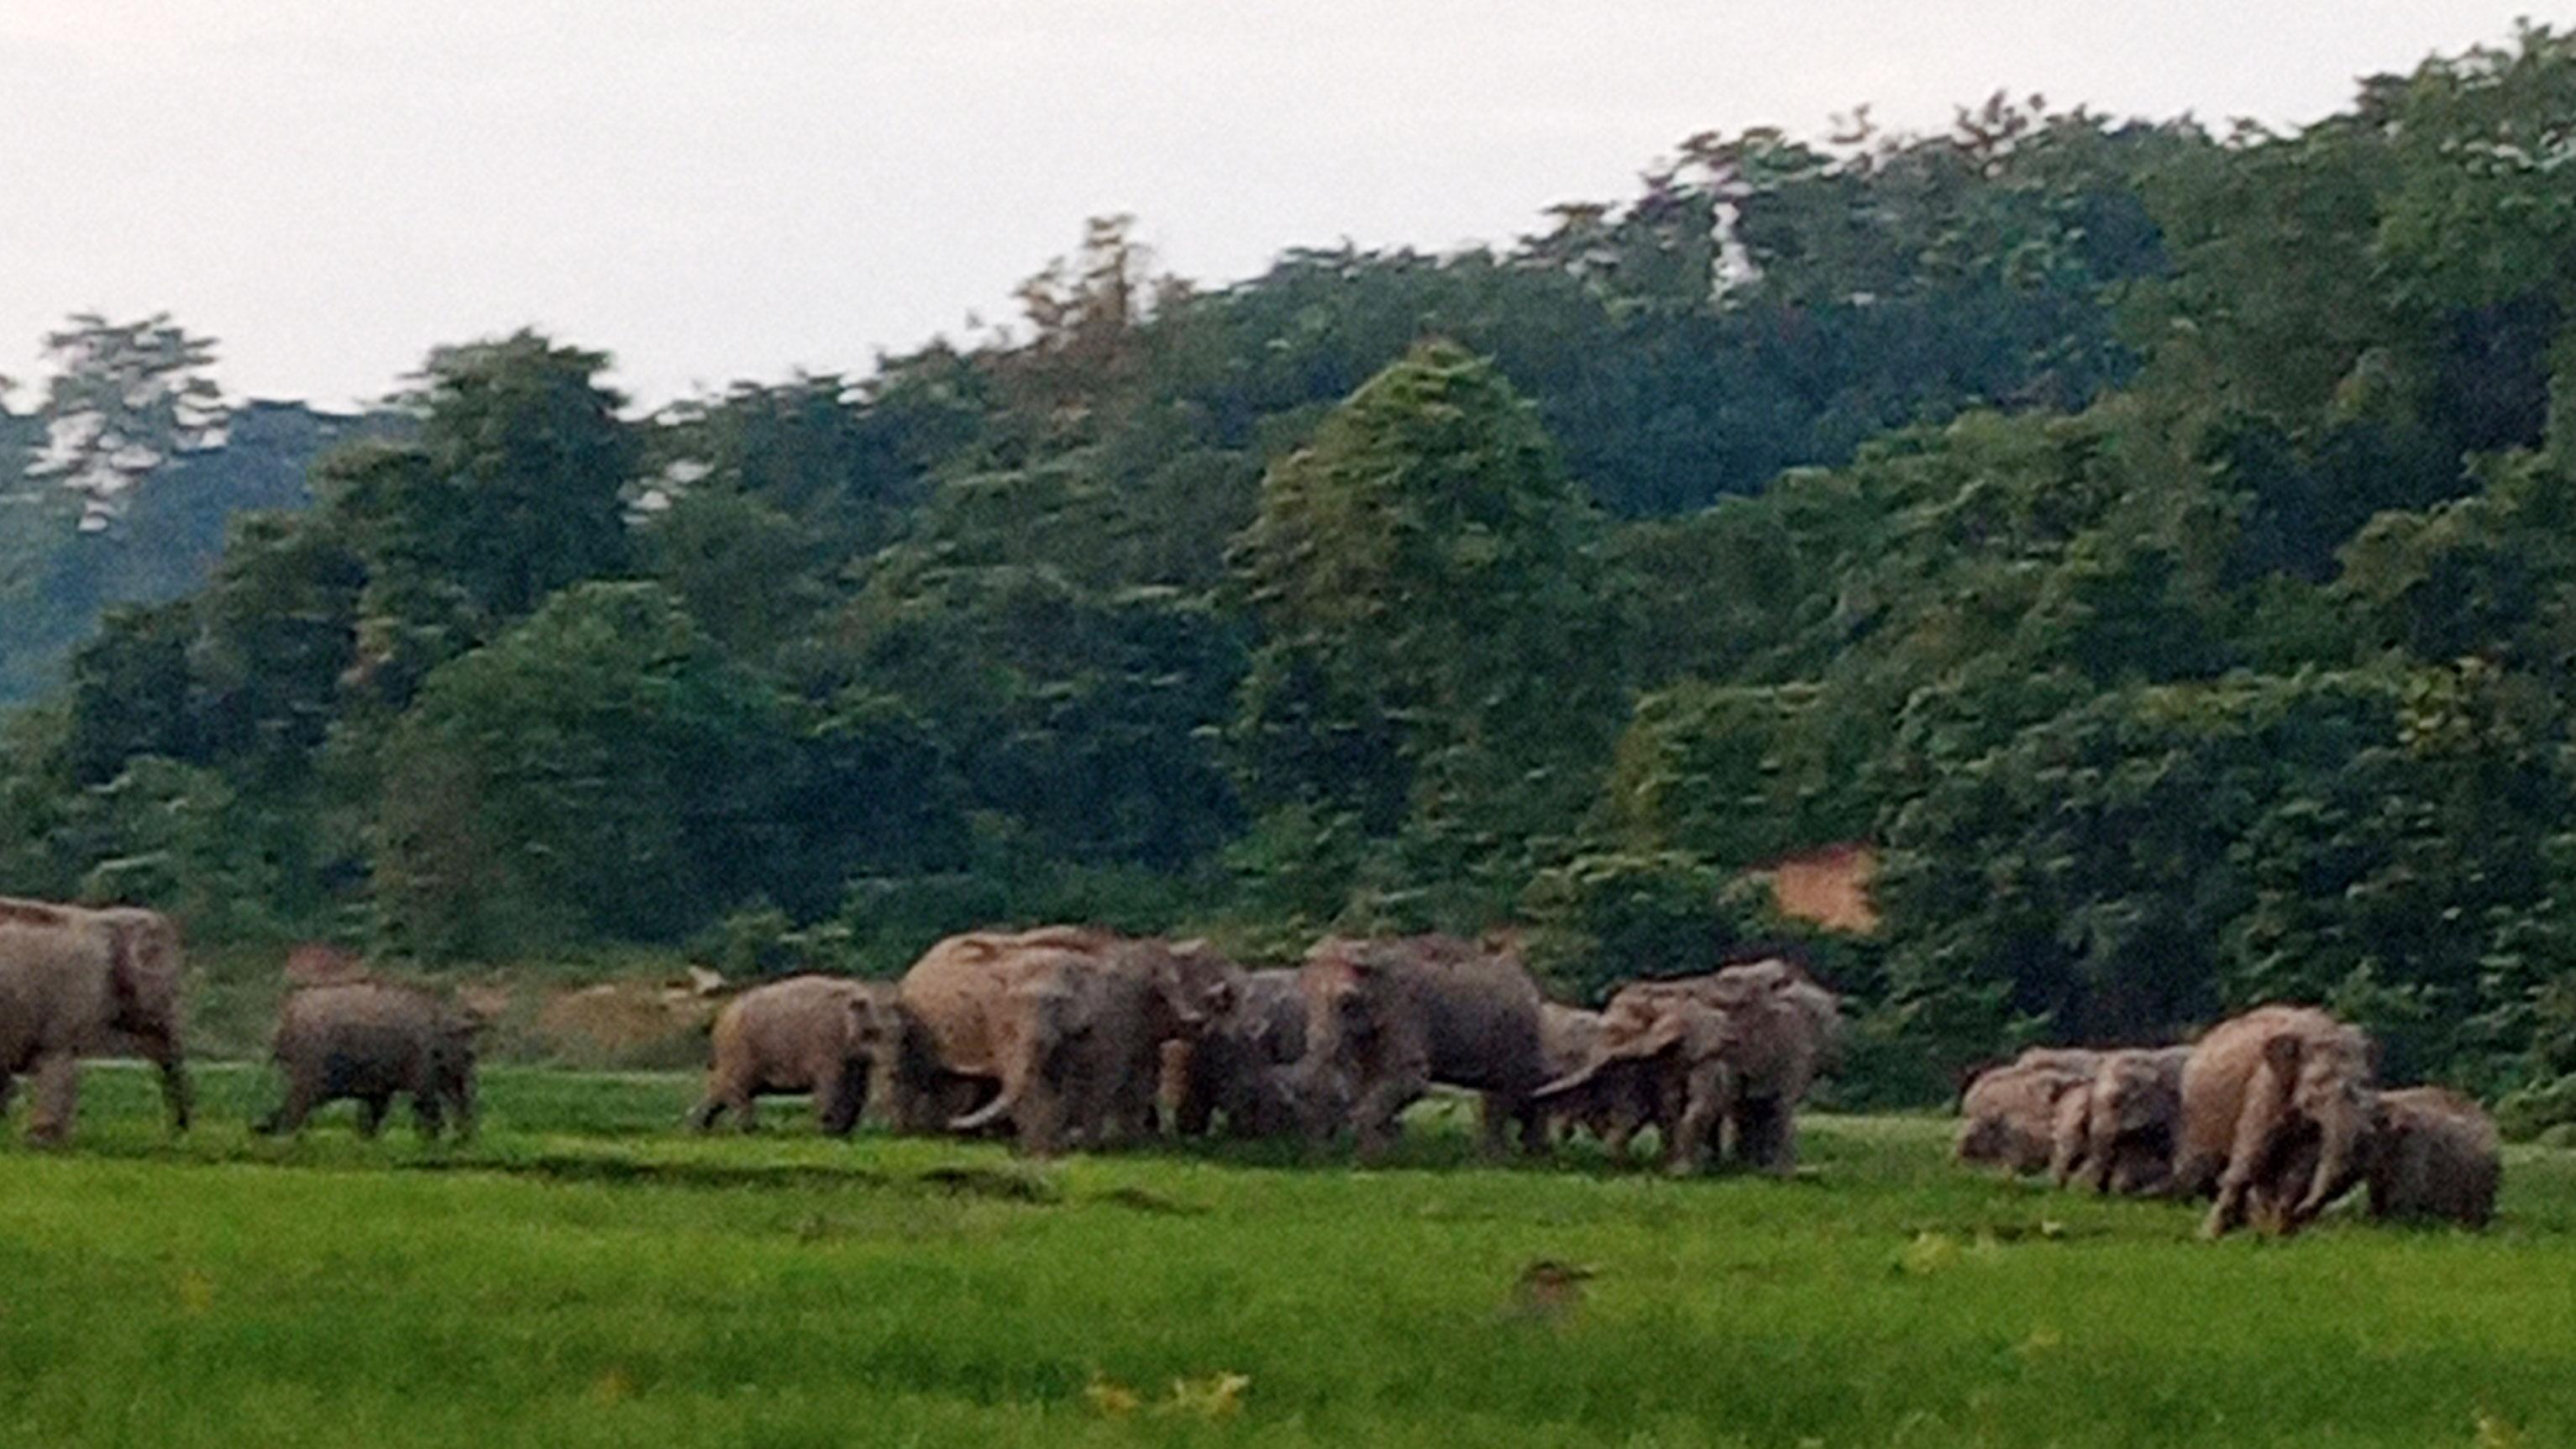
left=1756, top=843, right=1881, bottom=935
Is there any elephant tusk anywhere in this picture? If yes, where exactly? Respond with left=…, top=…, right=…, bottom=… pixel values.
left=1534, top=1064, right=1602, bottom=1100
left=949, top=1089, right=1017, bottom=1133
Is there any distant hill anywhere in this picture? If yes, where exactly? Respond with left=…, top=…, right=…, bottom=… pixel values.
left=0, top=401, right=402, bottom=703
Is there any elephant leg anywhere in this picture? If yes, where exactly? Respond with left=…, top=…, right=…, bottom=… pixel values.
left=358, top=1094, right=391, bottom=1138
left=1666, top=1062, right=1724, bottom=1177
left=1737, top=1097, right=1797, bottom=1174
left=811, top=1065, right=857, bottom=1137
left=1602, top=1100, right=1638, bottom=1165
left=1015, top=1084, right=1068, bottom=1158
left=685, top=1089, right=727, bottom=1132
left=412, top=1089, right=446, bottom=1141
left=2203, top=1095, right=2286, bottom=1239
left=449, top=1074, right=478, bottom=1142
left=0, top=1070, right=12, bottom=1121
left=127, top=1027, right=190, bottom=1134
left=1475, top=1092, right=1513, bottom=1159
left=25, top=1053, right=79, bottom=1145
left=260, top=1071, right=320, bottom=1136
left=1352, top=1067, right=1426, bottom=1165
left=1510, top=1094, right=1549, bottom=1157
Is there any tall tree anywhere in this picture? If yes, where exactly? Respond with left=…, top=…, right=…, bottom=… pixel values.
left=27, top=313, right=228, bottom=533
left=1231, top=342, right=1621, bottom=917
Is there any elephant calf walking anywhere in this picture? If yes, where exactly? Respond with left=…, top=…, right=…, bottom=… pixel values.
left=2364, top=1087, right=2500, bottom=1228
left=260, top=980, right=480, bottom=1140
left=688, top=976, right=903, bottom=1136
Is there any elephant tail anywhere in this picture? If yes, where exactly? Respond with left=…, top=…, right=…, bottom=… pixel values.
left=949, top=1085, right=1020, bottom=1133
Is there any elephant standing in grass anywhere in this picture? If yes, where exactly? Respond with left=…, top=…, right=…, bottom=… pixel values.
left=1535, top=960, right=1837, bottom=1176
left=1297, top=935, right=1550, bottom=1163
left=260, top=980, right=480, bottom=1140
left=0, top=897, right=191, bottom=1143
left=1168, top=967, right=1306, bottom=1140
left=899, top=927, right=1241, bottom=1156
left=2052, top=1047, right=2190, bottom=1194
left=1956, top=1049, right=2098, bottom=1174
left=2175, top=1005, right=2378, bottom=1238
left=1536, top=1004, right=1664, bottom=1158
left=2363, top=1087, right=2500, bottom=1227
left=687, top=975, right=905, bottom=1136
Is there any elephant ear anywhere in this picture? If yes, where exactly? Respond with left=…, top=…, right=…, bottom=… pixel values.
left=103, top=916, right=180, bottom=1028
left=1603, top=1006, right=1690, bottom=1061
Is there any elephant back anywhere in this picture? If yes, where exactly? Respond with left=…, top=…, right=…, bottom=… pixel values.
left=716, top=975, right=872, bottom=1078
left=2175, top=1005, right=2373, bottom=1179
left=0, top=898, right=122, bottom=1060
left=897, top=931, right=1075, bottom=1078
left=273, top=980, right=457, bottom=1079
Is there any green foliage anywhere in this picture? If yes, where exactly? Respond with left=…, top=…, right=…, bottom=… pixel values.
left=1603, top=682, right=1875, bottom=869
left=1519, top=850, right=1750, bottom=1003
left=372, top=583, right=792, bottom=958
left=1233, top=343, right=1622, bottom=913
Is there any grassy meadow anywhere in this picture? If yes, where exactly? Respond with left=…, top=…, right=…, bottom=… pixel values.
left=1, top=1063, right=2570, bottom=1448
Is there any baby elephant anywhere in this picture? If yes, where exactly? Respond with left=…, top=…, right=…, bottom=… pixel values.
left=2364, top=1086, right=2500, bottom=1228
left=260, top=980, right=481, bottom=1140
left=688, top=975, right=901, bottom=1136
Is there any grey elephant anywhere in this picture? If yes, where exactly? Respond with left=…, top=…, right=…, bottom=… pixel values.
left=1535, top=1003, right=1665, bottom=1158
left=2051, top=1046, right=2190, bottom=1194
left=1297, top=935, right=1550, bottom=1163
left=260, top=979, right=480, bottom=1139
left=687, top=975, right=905, bottom=1136
left=1536, top=959, right=1837, bottom=1175
left=2362, top=1086, right=2500, bottom=1228
left=1168, top=967, right=1307, bottom=1139
left=0, top=896, right=191, bottom=1143
left=1956, top=1049, right=2099, bottom=1173
left=901, top=928, right=1240, bottom=1156
left=2174, top=1005, right=2378, bottom=1237
left=891, top=927, right=1177, bottom=1133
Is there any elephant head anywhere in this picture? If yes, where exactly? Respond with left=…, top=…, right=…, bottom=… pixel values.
left=1135, top=937, right=1240, bottom=1037
left=947, top=969, right=1094, bottom=1135
left=2265, top=1027, right=2377, bottom=1224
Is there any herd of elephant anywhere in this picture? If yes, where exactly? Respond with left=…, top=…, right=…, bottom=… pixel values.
left=1955, top=1006, right=2504, bottom=1237
left=0, top=900, right=2513, bottom=1237
left=691, top=927, right=1843, bottom=1175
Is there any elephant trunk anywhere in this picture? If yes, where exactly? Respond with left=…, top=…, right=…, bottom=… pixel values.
left=2294, top=1098, right=2367, bottom=1223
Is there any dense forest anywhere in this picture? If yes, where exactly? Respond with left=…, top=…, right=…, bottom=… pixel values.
left=4, top=28, right=2574, bottom=1116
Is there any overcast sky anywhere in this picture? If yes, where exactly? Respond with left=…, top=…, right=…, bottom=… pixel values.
left=0, top=2, right=2553, bottom=408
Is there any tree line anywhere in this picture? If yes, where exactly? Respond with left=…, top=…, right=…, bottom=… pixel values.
left=3, top=27, right=2573, bottom=1121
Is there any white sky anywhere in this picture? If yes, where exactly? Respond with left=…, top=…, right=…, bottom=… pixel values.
left=0, top=2, right=2557, bottom=408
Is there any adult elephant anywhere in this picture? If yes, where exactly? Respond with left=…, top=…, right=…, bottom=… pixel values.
left=1956, top=1049, right=2097, bottom=1175
left=1296, top=935, right=1550, bottom=1163
left=895, top=927, right=1240, bottom=1152
left=2052, top=1046, right=2190, bottom=1194
left=1536, top=958, right=1837, bottom=1175
left=2175, top=1005, right=2378, bottom=1238
left=0, top=897, right=191, bottom=1144
left=1168, top=967, right=1306, bottom=1140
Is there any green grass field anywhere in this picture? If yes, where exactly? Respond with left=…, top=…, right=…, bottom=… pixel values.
left=3, top=1063, right=2571, bottom=1448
